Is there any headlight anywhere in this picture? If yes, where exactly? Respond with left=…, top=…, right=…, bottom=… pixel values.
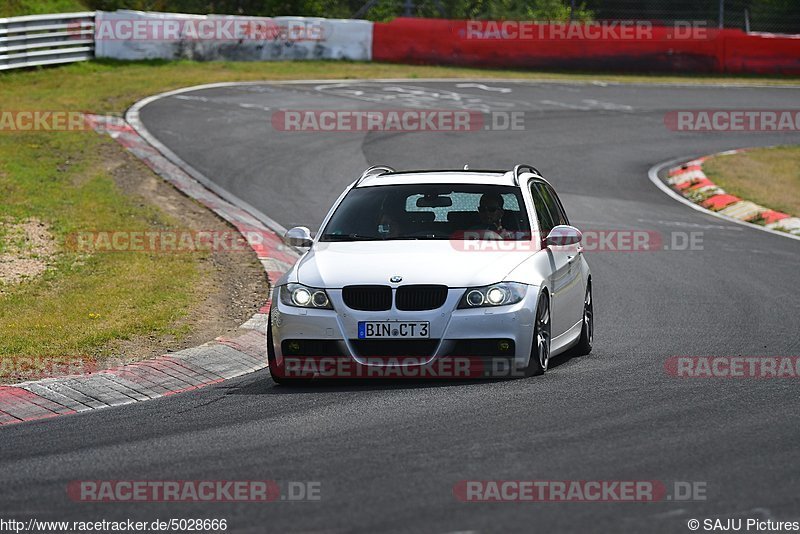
left=458, top=282, right=527, bottom=309
left=280, top=283, right=333, bottom=310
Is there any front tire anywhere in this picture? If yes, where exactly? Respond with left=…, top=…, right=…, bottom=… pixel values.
left=524, top=292, right=551, bottom=377
left=267, top=315, right=299, bottom=385
left=267, top=315, right=283, bottom=384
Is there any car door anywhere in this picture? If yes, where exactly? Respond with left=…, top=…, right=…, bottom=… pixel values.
left=530, top=182, right=572, bottom=338
left=538, top=182, right=584, bottom=335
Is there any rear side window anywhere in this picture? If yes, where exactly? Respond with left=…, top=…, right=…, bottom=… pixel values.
left=542, top=183, right=570, bottom=226
left=531, top=182, right=569, bottom=235
left=530, top=183, right=555, bottom=235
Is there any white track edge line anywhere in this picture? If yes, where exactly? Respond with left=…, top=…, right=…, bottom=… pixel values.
left=126, top=93, right=290, bottom=238
left=648, top=154, right=800, bottom=243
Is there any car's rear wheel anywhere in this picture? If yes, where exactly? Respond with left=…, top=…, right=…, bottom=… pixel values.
left=571, top=283, right=593, bottom=356
left=524, top=292, right=551, bottom=377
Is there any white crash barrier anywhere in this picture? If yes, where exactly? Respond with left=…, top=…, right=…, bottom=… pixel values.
left=94, top=10, right=372, bottom=61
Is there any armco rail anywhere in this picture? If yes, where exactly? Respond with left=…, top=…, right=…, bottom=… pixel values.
left=0, top=12, right=95, bottom=71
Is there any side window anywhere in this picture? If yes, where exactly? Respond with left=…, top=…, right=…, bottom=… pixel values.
left=530, top=182, right=555, bottom=236
left=541, top=183, right=570, bottom=227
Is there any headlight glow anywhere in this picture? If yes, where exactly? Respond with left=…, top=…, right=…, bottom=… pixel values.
left=486, top=287, right=507, bottom=305
left=280, top=284, right=334, bottom=310
left=458, top=283, right=528, bottom=309
left=292, top=287, right=312, bottom=306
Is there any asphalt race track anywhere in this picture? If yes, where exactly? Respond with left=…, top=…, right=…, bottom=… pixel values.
left=2, top=80, right=799, bottom=533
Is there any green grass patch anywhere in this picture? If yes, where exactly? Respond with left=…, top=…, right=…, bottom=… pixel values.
left=703, top=146, right=800, bottom=217
left=0, top=0, right=87, bottom=17
left=0, top=129, right=200, bottom=363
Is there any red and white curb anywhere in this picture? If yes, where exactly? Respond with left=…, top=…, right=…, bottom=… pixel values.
left=650, top=149, right=800, bottom=241
left=0, top=113, right=297, bottom=427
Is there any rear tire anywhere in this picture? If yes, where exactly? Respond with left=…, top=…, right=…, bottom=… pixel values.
left=571, top=283, right=593, bottom=356
left=524, top=292, right=551, bottom=377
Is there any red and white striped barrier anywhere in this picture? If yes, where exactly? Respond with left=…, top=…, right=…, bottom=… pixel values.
left=667, top=150, right=800, bottom=237
left=89, top=11, right=800, bottom=75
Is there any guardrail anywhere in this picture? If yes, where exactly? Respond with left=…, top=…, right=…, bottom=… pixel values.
left=0, top=12, right=95, bottom=71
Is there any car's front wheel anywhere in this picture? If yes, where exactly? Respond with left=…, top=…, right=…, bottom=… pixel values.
left=268, top=315, right=302, bottom=385
left=267, top=315, right=284, bottom=384
left=524, top=292, right=551, bottom=377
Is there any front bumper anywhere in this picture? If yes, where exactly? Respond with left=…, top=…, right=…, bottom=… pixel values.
left=269, top=285, right=539, bottom=378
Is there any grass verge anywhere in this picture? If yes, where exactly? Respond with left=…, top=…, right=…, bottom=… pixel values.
left=0, top=131, right=202, bottom=376
left=0, top=0, right=86, bottom=17
left=703, top=146, right=800, bottom=217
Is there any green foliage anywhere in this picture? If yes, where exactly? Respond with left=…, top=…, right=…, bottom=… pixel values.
left=749, top=0, right=800, bottom=33
left=36, top=0, right=591, bottom=21
left=82, top=0, right=352, bottom=17
left=0, top=0, right=87, bottom=17
left=2, top=0, right=796, bottom=32
left=360, top=0, right=591, bottom=20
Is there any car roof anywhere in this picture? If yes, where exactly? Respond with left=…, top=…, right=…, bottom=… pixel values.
left=356, top=170, right=539, bottom=188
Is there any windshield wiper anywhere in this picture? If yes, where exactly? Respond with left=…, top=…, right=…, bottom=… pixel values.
left=386, top=235, right=441, bottom=240
left=320, top=233, right=379, bottom=242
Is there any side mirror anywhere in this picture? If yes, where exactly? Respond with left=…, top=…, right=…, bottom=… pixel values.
left=545, top=225, right=582, bottom=247
left=285, top=226, right=313, bottom=247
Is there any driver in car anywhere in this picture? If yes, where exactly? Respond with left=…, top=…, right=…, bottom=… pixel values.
left=473, top=192, right=507, bottom=237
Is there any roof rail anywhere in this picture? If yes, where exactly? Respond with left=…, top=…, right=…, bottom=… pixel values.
left=512, top=164, right=541, bottom=186
left=355, top=165, right=395, bottom=186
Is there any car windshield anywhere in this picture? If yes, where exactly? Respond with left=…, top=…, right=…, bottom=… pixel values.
left=319, top=184, right=531, bottom=241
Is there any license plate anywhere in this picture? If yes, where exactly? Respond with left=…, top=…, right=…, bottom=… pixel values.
left=358, top=321, right=429, bottom=339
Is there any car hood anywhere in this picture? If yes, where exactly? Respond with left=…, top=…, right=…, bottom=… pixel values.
left=291, top=241, right=533, bottom=288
